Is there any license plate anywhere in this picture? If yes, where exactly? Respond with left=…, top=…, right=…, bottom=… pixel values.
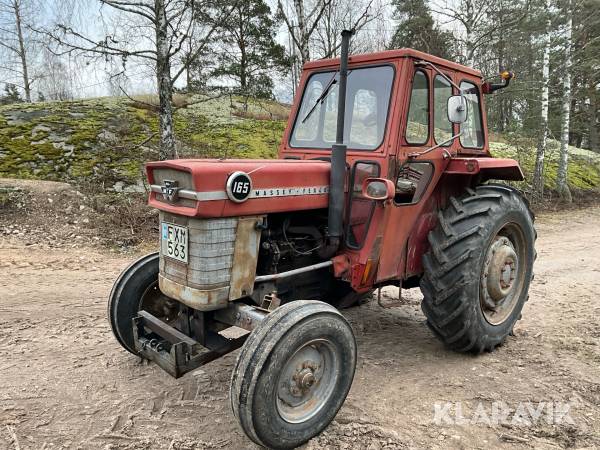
left=161, top=222, right=188, bottom=263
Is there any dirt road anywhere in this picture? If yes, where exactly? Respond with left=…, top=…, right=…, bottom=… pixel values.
left=1, top=206, right=599, bottom=449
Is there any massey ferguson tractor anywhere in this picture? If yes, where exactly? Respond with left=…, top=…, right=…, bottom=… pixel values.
left=109, top=30, right=535, bottom=449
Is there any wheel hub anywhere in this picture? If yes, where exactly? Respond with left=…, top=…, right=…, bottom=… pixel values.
left=486, top=238, right=517, bottom=302
left=480, top=234, right=522, bottom=325
left=297, top=367, right=316, bottom=391
left=276, top=339, right=337, bottom=424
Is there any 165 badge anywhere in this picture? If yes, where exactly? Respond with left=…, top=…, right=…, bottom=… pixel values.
left=226, top=171, right=252, bottom=202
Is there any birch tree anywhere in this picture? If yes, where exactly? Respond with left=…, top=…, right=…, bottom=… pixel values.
left=0, top=0, right=37, bottom=102
left=556, top=0, right=573, bottom=202
left=277, top=0, right=331, bottom=66
left=431, top=0, right=528, bottom=67
left=277, top=0, right=377, bottom=97
left=532, top=2, right=551, bottom=201
left=42, top=0, right=236, bottom=160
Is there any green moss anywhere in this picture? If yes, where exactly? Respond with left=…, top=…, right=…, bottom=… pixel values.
left=490, top=140, right=600, bottom=192
left=0, top=99, right=159, bottom=183
left=174, top=113, right=284, bottom=159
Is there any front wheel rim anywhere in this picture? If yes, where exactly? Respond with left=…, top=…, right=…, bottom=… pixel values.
left=480, top=222, right=527, bottom=326
left=138, top=281, right=182, bottom=325
left=276, top=338, right=339, bottom=424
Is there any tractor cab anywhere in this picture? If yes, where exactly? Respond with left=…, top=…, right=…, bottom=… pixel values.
left=281, top=47, right=506, bottom=161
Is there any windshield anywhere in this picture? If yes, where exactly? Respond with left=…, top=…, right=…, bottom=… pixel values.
left=290, top=65, right=395, bottom=151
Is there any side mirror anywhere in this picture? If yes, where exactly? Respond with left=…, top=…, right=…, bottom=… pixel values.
left=447, top=95, right=468, bottom=124
left=362, top=178, right=395, bottom=201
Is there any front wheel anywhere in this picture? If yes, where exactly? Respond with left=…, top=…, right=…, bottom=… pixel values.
left=420, top=184, right=536, bottom=353
left=108, top=252, right=183, bottom=354
left=230, top=300, right=356, bottom=449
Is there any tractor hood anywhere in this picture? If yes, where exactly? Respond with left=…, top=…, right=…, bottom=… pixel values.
left=146, top=159, right=331, bottom=218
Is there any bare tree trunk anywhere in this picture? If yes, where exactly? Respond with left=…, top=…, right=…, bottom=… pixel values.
left=463, top=0, right=475, bottom=67
left=464, top=27, right=475, bottom=66
left=293, top=0, right=310, bottom=64
left=557, top=0, right=573, bottom=203
left=155, top=0, right=175, bottom=160
left=279, top=0, right=333, bottom=68
left=13, top=0, right=31, bottom=102
left=589, top=88, right=598, bottom=153
left=533, top=8, right=551, bottom=201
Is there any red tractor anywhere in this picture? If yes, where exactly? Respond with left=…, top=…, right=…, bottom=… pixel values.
left=109, top=31, right=535, bottom=449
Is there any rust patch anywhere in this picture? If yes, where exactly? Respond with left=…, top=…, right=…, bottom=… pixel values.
left=158, top=274, right=229, bottom=311
left=229, top=215, right=264, bottom=300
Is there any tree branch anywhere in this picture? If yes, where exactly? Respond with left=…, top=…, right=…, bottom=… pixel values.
left=100, top=0, right=157, bottom=23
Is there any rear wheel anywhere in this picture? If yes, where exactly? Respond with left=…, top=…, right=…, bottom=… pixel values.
left=420, top=184, right=536, bottom=353
left=108, top=252, right=182, bottom=354
left=230, top=300, right=356, bottom=449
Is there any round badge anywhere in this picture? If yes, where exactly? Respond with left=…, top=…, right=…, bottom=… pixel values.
left=226, top=171, right=253, bottom=203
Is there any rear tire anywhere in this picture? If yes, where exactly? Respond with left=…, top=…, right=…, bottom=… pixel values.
left=420, top=184, right=536, bottom=353
left=230, top=300, right=356, bottom=449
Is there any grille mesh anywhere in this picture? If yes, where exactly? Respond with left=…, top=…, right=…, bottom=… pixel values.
left=159, top=212, right=237, bottom=290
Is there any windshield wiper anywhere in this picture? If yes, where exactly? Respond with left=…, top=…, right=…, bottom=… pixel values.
left=301, top=70, right=351, bottom=124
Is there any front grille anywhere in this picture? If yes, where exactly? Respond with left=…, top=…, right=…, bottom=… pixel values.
left=159, top=212, right=237, bottom=291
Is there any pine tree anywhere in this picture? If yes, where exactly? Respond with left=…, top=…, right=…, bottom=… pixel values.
left=211, top=0, right=289, bottom=99
left=0, top=83, right=22, bottom=105
left=389, top=0, right=453, bottom=59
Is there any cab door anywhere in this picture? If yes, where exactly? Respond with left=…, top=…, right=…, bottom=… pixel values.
left=375, top=61, right=456, bottom=282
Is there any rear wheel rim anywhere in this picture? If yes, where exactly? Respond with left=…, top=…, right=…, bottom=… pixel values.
left=480, top=222, right=527, bottom=325
left=276, top=338, right=339, bottom=424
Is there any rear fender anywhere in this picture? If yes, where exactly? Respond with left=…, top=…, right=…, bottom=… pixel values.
left=444, top=158, right=524, bottom=182
left=403, top=158, right=522, bottom=279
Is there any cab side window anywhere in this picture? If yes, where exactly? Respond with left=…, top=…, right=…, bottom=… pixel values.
left=460, top=81, right=484, bottom=148
left=405, top=71, right=429, bottom=145
left=434, top=75, right=453, bottom=145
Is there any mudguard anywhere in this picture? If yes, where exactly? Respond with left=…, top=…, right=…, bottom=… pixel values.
left=444, top=157, right=524, bottom=181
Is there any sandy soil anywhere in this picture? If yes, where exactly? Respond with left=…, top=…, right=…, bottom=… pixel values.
left=1, top=201, right=599, bottom=449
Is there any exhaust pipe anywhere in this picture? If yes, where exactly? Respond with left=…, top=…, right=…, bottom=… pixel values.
left=324, top=29, right=353, bottom=256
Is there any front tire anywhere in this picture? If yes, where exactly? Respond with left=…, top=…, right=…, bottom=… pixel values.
left=420, top=184, right=536, bottom=353
left=108, top=252, right=182, bottom=354
left=230, top=300, right=356, bottom=449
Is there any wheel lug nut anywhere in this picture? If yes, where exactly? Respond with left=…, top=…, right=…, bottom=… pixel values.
left=301, top=372, right=315, bottom=388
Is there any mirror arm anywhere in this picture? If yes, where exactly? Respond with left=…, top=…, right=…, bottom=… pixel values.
left=408, top=132, right=463, bottom=159
left=415, top=60, right=462, bottom=92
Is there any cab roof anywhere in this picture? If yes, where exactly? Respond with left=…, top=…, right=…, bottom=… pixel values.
left=303, top=48, right=482, bottom=78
